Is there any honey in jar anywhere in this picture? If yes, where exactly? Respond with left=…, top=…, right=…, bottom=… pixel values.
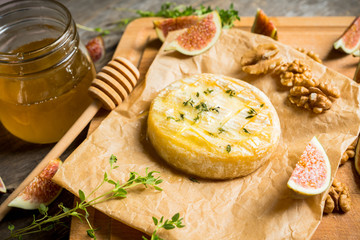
left=0, top=0, right=95, bottom=144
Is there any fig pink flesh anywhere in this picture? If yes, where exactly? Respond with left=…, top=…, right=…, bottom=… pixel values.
left=0, top=177, right=6, bottom=193
left=176, top=14, right=217, bottom=51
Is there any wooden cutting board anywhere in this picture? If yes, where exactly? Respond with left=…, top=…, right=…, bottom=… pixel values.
left=69, top=17, right=360, bottom=240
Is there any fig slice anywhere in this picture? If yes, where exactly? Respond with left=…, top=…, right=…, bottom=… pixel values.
left=0, top=177, right=6, bottom=193
left=86, top=36, right=105, bottom=63
left=333, top=16, right=360, bottom=56
left=287, top=137, right=331, bottom=196
left=164, top=11, right=222, bottom=56
left=251, top=8, right=278, bottom=40
left=154, top=16, right=201, bottom=42
left=8, top=159, right=62, bottom=210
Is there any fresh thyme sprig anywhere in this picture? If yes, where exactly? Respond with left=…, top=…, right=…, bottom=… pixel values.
left=193, top=102, right=220, bottom=122
left=246, top=107, right=258, bottom=119
left=7, top=155, right=163, bottom=240
left=143, top=213, right=185, bottom=240
left=203, top=88, right=214, bottom=95
left=167, top=113, right=185, bottom=122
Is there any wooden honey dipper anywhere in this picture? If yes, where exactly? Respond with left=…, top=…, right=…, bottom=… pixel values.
left=0, top=56, right=140, bottom=221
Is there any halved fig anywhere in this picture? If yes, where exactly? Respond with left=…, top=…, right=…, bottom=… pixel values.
left=164, top=11, right=222, bottom=56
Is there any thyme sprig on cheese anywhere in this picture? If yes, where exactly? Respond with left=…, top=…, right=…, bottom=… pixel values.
left=183, top=94, right=221, bottom=123
left=245, top=107, right=258, bottom=119
left=167, top=113, right=185, bottom=122
left=203, top=88, right=214, bottom=95
left=218, top=127, right=226, bottom=134
left=183, top=98, right=195, bottom=107
left=193, top=102, right=220, bottom=122
left=225, top=89, right=236, bottom=97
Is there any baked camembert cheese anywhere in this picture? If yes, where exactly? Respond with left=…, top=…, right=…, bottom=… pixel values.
left=147, top=74, right=281, bottom=179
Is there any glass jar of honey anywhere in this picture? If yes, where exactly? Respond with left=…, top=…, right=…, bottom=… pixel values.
left=0, top=0, right=95, bottom=144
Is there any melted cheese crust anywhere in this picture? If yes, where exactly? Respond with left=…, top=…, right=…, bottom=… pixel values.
left=147, top=74, right=281, bottom=179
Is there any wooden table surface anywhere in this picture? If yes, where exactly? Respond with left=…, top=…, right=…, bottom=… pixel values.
left=0, top=0, right=359, bottom=240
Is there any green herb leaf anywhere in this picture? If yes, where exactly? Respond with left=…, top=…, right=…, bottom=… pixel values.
left=218, top=127, right=226, bottom=134
left=8, top=224, right=14, bottom=232
left=172, top=213, right=180, bottom=222
left=193, top=115, right=200, bottom=122
left=155, top=179, right=163, bottom=185
left=260, top=103, right=264, bottom=107
left=217, top=3, right=240, bottom=29
left=243, top=128, right=250, bottom=134
left=209, top=106, right=220, bottom=113
left=183, top=98, right=194, bottom=107
left=226, top=144, right=231, bottom=153
left=189, top=177, right=200, bottom=183
left=79, top=189, right=86, bottom=202
left=152, top=216, right=158, bottom=226
left=109, top=154, right=117, bottom=168
left=38, top=204, right=48, bottom=215
left=154, top=186, right=163, bottom=191
left=246, top=107, right=258, bottom=119
left=114, top=188, right=128, bottom=198
left=87, top=229, right=96, bottom=238
left=163, top=224, right=176, bottom=230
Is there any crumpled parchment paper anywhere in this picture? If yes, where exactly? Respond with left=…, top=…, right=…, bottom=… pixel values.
left=53, top=29, right=360, bottom=240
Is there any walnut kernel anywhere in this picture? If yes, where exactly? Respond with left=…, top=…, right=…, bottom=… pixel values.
left=324, top=179, right=351, bottom=214
left=241, top=44, right=283, bottom=75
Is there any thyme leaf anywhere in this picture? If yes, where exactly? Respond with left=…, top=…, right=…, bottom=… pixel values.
left=243, top=128, right=250, bottom=134
left=226, top=144, right=231, bottom=153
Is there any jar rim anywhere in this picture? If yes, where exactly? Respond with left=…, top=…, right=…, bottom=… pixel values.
left=0, top=0, right=72, bottom=62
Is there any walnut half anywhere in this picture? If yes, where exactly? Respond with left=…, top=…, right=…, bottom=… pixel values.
left=277, top=59, right=340, bottom=114
left=241, top=44, right=283, bottom=75
left=324, top=179, right=351, bottom=214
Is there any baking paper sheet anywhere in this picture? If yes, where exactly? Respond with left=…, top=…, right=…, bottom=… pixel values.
left=53, top=29, right=360, bottom=239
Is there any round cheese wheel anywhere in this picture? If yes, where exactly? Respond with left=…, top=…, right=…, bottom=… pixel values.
left=147, top=74, right=281, bottom=179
